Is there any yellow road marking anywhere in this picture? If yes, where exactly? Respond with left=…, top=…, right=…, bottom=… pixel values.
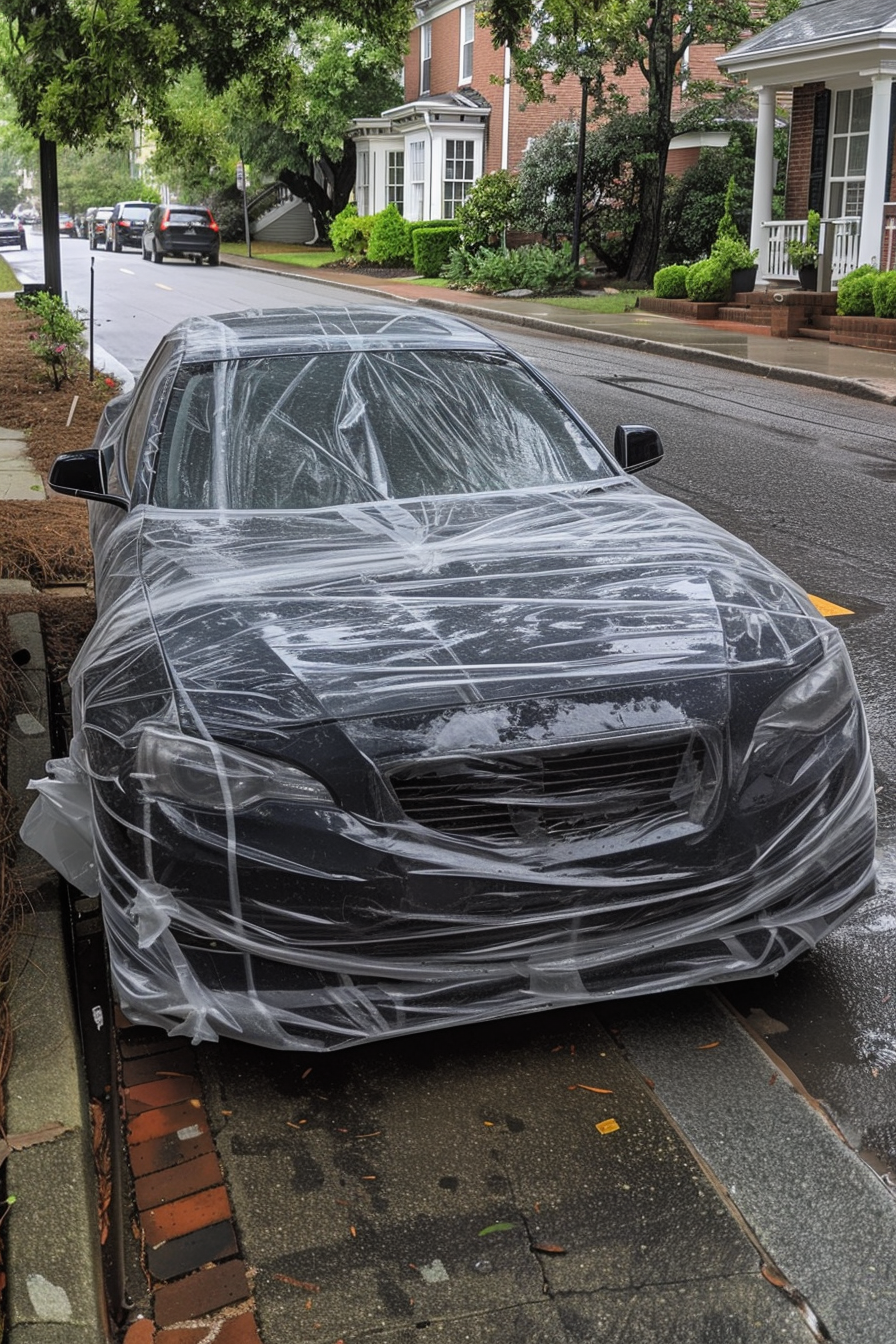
left=154, top=283, right=173, bottom=291
left=808, top=594, right=854, bottom=617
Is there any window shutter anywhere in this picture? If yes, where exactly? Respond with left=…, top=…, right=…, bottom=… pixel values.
left=808, top=89, right=831, bottom=214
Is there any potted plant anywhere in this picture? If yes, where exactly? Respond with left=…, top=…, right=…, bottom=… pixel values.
left=785, top=210, right=820, bottom=289
left=712, top=177, right=758, bottom=294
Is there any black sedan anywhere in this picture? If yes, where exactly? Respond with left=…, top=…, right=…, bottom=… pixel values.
left=0, top=214, right=27, bottom=249
left=28, top=306, right=876, bottom=1052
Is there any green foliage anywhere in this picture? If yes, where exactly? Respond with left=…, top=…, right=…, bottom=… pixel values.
left=653, top=264, right=689, bottom=298
left=872, top=270, right=896, bottom=319
left=455, top=171, right=519, bottom=249
left=711, top=234, right=758, bottom=271
left=330, top=203, right=371, bottom=259
left=366, top=204, right=411, bottom=265
left=412, top=226, right=461, bottom=278
left=836, top=265, right=879, bottom=317
left=786, top=209, right=821, bottom=269
left=715, top=176, right=741, bottom=242
left=516, top=112, right=654, bottom=275
left=447, top=242, right=574, bottom=295
left=57, top=143, right=159, bottom=216
left=685, top=257, right=731, bottom=303
left=16, top=291, right=85, bottom=390
left=205, top=186, right=245, bottom=243
left=660, top=127, right=757, bottom=265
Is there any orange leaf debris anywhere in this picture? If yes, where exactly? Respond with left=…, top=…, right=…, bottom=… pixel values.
left=697, top=1041, right=720, bottom=1050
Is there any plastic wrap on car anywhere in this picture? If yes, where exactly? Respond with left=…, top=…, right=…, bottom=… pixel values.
left=20, top=324, right=877, bottom=1052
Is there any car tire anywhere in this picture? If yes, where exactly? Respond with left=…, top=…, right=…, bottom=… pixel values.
left=207, top=252, right=220, bottom=267
left=90, top=235, right=96, bottom=250
left=142, top=243, right=150, bottom=261
left=105, top=237, right=112, bottom=252
left=152, top=246, right=163, bottom=264
left=114, top=240, right=122, bottom=253
left=20, top=238, right=27, bottom=250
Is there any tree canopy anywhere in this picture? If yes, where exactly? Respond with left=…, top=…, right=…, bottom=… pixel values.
left=486, top=0, right=799, bottom=280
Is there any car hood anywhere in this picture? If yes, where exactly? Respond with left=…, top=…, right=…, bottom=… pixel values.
left=112, top=483, right=825, bottom=740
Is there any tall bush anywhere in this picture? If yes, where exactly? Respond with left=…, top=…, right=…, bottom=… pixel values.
left=330, top=203, right=372, bottom=259
left=412, top=226, right=460, bottom=278
left=456, top=171, right=519, bottom=249
left=366, top=204, right=411, bottom=264
left=837, top=265, right=878, bottom=317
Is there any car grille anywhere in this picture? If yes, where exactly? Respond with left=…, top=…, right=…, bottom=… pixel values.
left=388, top=733, right=707, bottom=842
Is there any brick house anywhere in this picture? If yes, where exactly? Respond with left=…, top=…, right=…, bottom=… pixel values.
left=721, top=1, right=896, bottom=285
left=349, top=0, right=736, bottom=222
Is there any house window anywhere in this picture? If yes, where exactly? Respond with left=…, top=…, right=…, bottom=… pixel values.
left=827, top=87, right=871, bottom=218
left=443, top=139, right=475, bottom=217
left=420, top=23, right=431, bottom=96
left=387, top=151, right=405, bottom=213
left=409, top=140, right=426, bottom=221
left=460, top=5, right=474, bottom=83
left=356, top=150, right=370, bottom=216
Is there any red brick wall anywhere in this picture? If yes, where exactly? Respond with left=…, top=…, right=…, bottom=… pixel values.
left=786, top=83, right=824, bottom=217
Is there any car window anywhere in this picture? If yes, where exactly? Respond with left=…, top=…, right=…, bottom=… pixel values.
left=151, top=349, right=612, bottom=510
left=168, top=209, right=212, bottom=226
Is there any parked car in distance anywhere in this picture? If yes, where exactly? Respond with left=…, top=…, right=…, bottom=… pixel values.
left=14, top=204, right=38, bottom=225
left=86, top=206, right=114, bottom=249
left=142, top=204, right=220, bottom=265
left=34, top=306, right=876, bottom=1054
left=0, top=214, right=27, bottom=249
left=107, top=201, right=155, bottom=252
left=58, top=213, right=78, bottom=238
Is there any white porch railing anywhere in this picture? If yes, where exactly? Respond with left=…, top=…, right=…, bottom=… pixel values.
left=762, top=217, right=861, bottom=287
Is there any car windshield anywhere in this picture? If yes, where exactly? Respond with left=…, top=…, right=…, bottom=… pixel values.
left=151, top=349, right=613, bottom=510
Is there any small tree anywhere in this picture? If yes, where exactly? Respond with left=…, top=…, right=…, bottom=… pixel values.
left=456, top=170, right=519, bottom=249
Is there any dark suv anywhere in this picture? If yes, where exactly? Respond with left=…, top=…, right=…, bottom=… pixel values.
left=142, top=204, right=220, bottom=266
left=87, top=206, right=114, bottom=249
left=107, top=201, right=155, bottom=252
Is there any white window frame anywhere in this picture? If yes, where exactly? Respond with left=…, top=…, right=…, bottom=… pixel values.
left=355, top=149, right=370, bottom=216
left=827, top=86, right=871, bottom=219
left=443, top=138, right=475, bottom=218
left=387, top=150, right=405, bottom=213
left=459, top=4, right=474, bottom=84
left=409, top=140, right=426, bottom=221
left=420, top=23, right=431, bottom=96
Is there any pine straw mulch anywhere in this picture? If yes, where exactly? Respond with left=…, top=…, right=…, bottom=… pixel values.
left=1, top=297, right=119, bottom=1142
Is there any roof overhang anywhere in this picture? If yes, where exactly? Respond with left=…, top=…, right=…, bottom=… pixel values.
left=721, top=33, right=896, bottom=90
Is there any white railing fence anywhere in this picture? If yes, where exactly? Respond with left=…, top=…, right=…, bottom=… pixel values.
left=762, top=217, right=862, bottom=287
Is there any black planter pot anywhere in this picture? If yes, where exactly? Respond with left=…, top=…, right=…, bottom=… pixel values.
left=731, top=265, right=758, bottom=295
left=798, top=266, right=818, bottom=291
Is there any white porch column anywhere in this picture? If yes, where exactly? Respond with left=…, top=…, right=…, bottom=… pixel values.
left=750, top=85, right=777, bottom=275
left=858, top=70, right=894, bottom=266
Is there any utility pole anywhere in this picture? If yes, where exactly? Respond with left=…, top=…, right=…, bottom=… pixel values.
left=39, top=137, right=62, bottom=297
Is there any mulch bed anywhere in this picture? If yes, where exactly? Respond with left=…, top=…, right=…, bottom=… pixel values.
left=320, top=262, right=418, bottom=280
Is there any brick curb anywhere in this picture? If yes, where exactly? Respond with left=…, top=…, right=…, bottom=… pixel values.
left=116, top=1020, right=262, bottom=1344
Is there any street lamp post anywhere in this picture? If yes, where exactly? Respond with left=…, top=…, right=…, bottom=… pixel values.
left=570, top=73, right=589, bottom=272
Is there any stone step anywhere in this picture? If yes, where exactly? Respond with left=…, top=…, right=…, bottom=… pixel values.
left=798, top=326, right=831, bottom=340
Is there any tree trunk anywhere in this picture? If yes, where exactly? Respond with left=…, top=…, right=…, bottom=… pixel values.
left=279, top=140, right=357, bottom=243
left=625, top=0, right=676, bottom=283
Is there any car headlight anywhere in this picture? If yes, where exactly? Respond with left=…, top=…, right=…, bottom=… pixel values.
left=134, top=727, right=335, bottom=813
left=737, top=639, right=861, bottom=810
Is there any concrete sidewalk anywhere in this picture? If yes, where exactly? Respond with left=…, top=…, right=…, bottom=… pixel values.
left=221, top=251, right=896, bottom=403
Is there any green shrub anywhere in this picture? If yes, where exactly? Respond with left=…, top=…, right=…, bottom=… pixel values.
left=715, top=175, right=741, bottom=243
left=653, top=264, right=689, bottom=298
left=443, top=246, right=476, bottom=286
left=330, top=203, right=372, bottom=259
left=455, top=170, right=519, bottom=249
left=407, top=219, right=456, bottom=238
left=685, top=257, right=731, bottom=303
left=366, top=204, right=411, bottom=264
left=872, top=270, right=896, bottom=319
left=515, top=241, right=574, bottom=293
left=412, top=226, right=460, bottom=278
left=837, top=264, right=878, bottom=316
left=465, top=247, right=525, bottom=293
left=710, top=234, right=757, bottom=272
left=451, top=242, right=573, bottom=295
left=17, top=291, right=85, bottom=389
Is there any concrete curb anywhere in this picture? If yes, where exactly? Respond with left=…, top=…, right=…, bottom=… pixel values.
left=219, top=256, right=896, bottom=405
left=4, top=611, right=107, bottom=1343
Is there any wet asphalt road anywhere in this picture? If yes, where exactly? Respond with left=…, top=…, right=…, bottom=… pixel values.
left=18, top=236, right=896, bottom=1172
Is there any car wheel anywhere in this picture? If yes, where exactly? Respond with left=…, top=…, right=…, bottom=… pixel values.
left=152, top=245, right=163, bottom=264
left=207, top=252, right=220, bottom=267
left=142, top=243, right=150, bottom=261
left=89, top=235, right=96, bottom=250
left=105, top=237, right=112, bottom=252
left=20, top=238, right=27, bottom=250
left=193, top=255, right=203, bottom=265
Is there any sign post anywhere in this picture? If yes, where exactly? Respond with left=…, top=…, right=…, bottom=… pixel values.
left=238, top=158, right=252, bottom=259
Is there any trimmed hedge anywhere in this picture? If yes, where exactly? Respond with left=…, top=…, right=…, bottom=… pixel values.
left=872, top=270, right=896, bottom=319
left=653, top=264, right=689, bottom=299
left=367, top=203, right=411, bottom=264
left=836, top=264, right=878, bottom=317
left=412, top=225, right=460, bottom=278
left=685, top=256, right=730, bottom=303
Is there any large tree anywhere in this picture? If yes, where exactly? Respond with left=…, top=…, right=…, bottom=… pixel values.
left=0, top=0, right=410, bottom=151
left=488, top=0, right=798, bottom=281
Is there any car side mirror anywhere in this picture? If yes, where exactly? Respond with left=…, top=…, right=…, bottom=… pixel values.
left=614, top=424, right=664, bottom=474
left=49, top=448, right=127, bottom=508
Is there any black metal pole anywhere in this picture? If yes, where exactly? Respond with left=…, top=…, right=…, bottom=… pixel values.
left=89, top=257, right=95, bottom=381
left=240, top=149, right=252, bottom=259
left=39, top=136, right=62, bottom=297
left=570, top=76, right=589, bottom=271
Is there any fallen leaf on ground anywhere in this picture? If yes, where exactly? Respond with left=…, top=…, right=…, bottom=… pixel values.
left=761, top=1264, right=788, bottom=1288
left=532, top=1243, right=566, bottom=1254
left=478, top=1222, right=515, bottom=1235
left=350, top=1226, right=357, bottom=1237
left=595, top=1119, right=620, bottom=1135
left=272, top=1274, right=320, bottom=1291
left=302, top=1067, right=313, bottom=1079
left=697, top=1041, right=720, bottom=1050
left=573, top=1085, right=613, bottom=1094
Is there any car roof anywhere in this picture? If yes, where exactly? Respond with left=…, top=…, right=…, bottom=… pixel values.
left=166, top=306, right=503, bottom=362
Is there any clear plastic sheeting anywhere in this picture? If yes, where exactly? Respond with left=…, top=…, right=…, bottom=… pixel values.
left=21, top=307, right=876, bottom=1051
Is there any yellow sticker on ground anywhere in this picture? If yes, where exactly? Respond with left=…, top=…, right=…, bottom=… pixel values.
left=807, top=594, right=854, bottom=618
left=595, top=1119, right=620, bottom=1135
